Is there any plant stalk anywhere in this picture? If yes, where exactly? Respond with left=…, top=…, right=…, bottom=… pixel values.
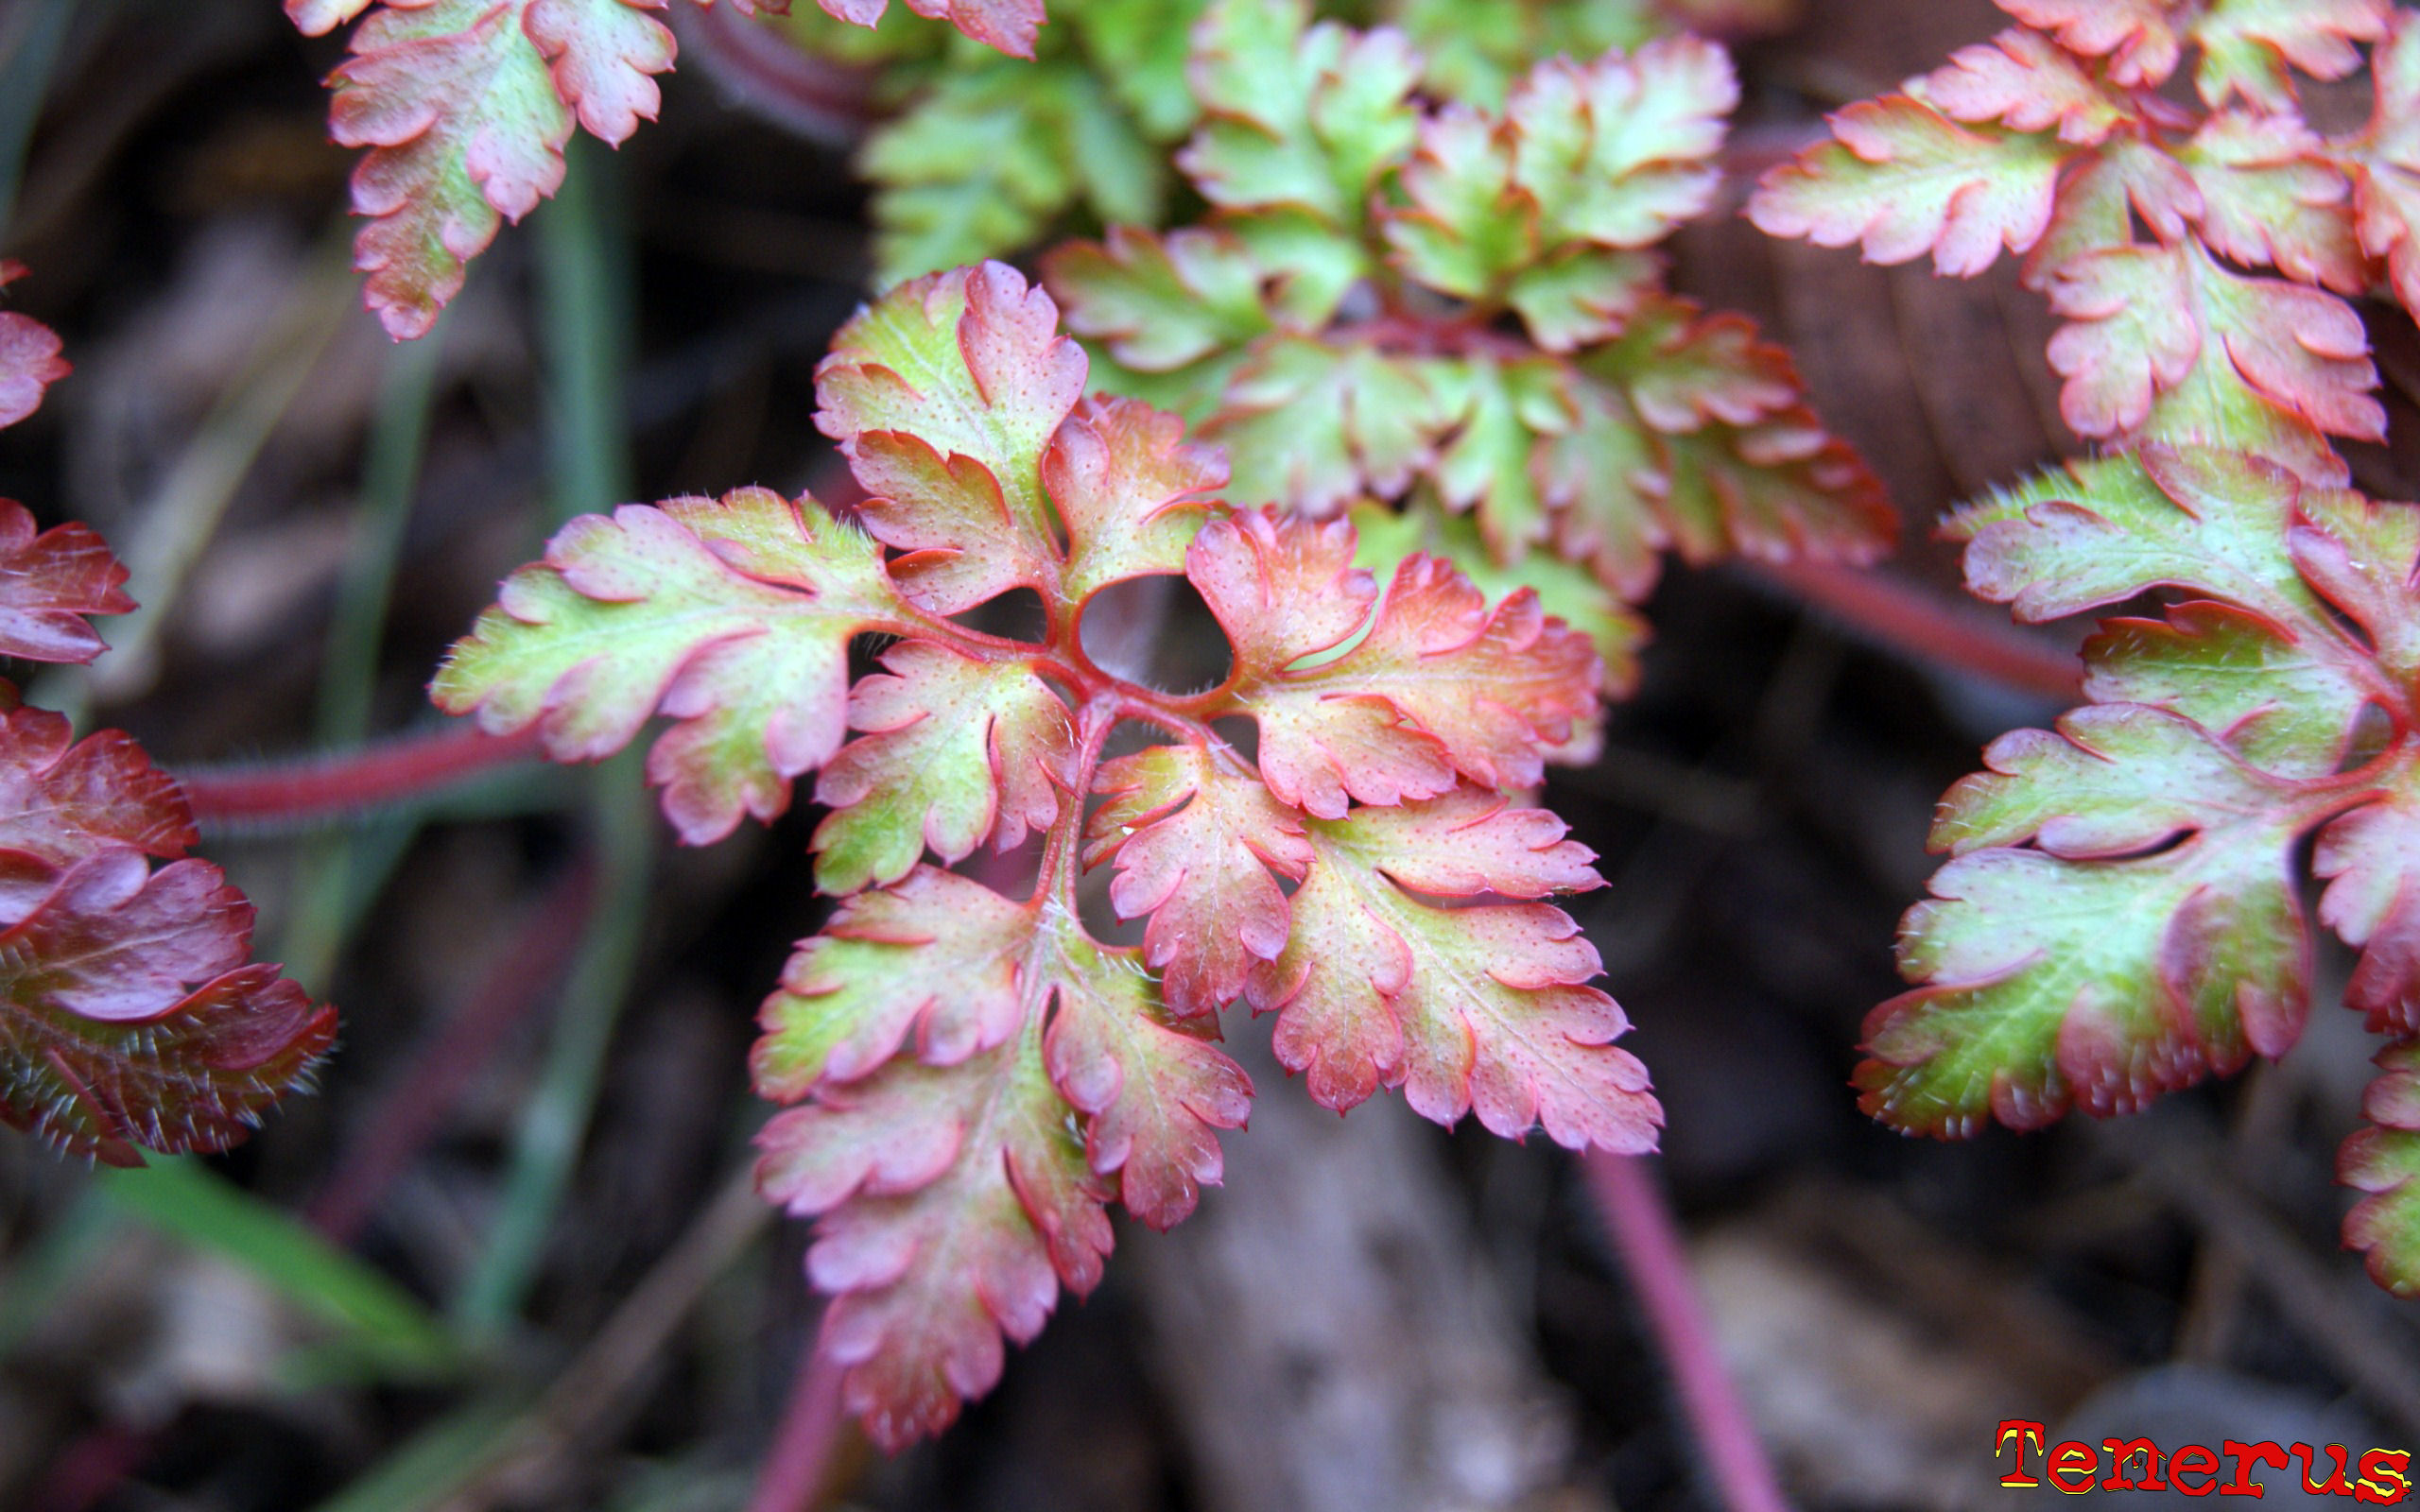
left=1583, top=1151, right=1790, bottom=1512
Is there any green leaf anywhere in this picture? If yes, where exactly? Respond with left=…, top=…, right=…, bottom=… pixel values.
left=1506, top=36, right=1736, bottom=251
left=1863, top=706, right=2321, bottom=1137
left=100, top=1158, right=456, bottom=1379
left=1180, top=0, right=1421, bottom=231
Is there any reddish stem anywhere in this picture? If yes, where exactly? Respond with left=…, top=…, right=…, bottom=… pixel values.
left=746, top=1340, right=850, bottom=1512
left=1744, top=558, right=2082, bottom=702
left=178, top=723, right=544, bottom=828
left=1583, top=1152, right=1790, bottom=1512
left=302, top=860, right=597, bottom=1245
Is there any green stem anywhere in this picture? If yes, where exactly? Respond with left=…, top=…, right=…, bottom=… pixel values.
left=284, top=324, right=448, bottom=992
left=0, top=0, right=75, bottom=246
left=453, top=138, right=655, bottom=1338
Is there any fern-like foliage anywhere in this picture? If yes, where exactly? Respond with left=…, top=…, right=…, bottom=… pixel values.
left=433, top=260, right=1656, bottom=1446
left=752, top=0, right=1799, bottom=284
left=0, top=287, right=334, bottom=1167
left=1745, top=0, right=2420, bottom=1293
left=288, top=0, right=1063, bottom=337
left=1040, top=0, right=1892, bottom=690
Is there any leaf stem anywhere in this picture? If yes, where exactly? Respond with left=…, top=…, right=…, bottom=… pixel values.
left=1740, top=558, right=2082, bottom=702
left=178, top=723, right=544, bottom=830
left=744, top=1337, right=849, bottom=1512
left=1582, top=1151, right=1790, bottom=1512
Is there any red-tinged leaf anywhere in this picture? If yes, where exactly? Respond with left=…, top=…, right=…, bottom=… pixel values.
left=1185, top=505, right=1377, bottom=679
left=2352, top=15, right=2420, bottom=318
left=2180, top=112, right=2364, bottom=293
left=432, top=488, right=902, bottom=845
left=2194, top=249, right=2382, bottom=445
left=2021, top=135, right=2203, bottom=287
left=0, top=706, right=192, bottom=868
left=1038, top=923, right=1251, bottom=1229
left=752, top=868, right=1031, bottom=1099
left=0, top=275, right=68, bottom=429
left=1504, top=36, right=1737, bottom=251
left=1917, top=28, right=2126, bottom=146
left=2341, top=1039, right=2420, bottom=1294
left=1350, top=501, right=1648, bottom=703
left=1539, top=375, right=1668, bottom=601
left=813, top=0, right=1043, bottom=60
left=1224, top=542, right=1599, bottom=817
left=757, top=1031, right=1112, bottom=1450
left=1045, top=395, right=1226, bottom=603
left=1745, top=95, right=2066, bottom=277
left=849, top=432, right=1056, bottom=616
left=0, top=500, right=133, bottom=665
left=1930, top=703, right=2295, bottom=861
left=1996, top=0, right=2180, bottom=88
left=288, top=0, right=379, bottom=33
left=811, top=639, right=1074, bottom=895
left=2043, top=244, right=2381, bottom=454
left=2317, top=781, right=2420, bottom=1038
left=1248, top=791, right=1656, bottom=1151
left=817, top=262, right=1087, bottom=568
left=1649, top=414, right=1896, bottom=570
left=2190, top=0, right=2389, bottom=113
left=1605, top=297, right=1801, bottom=435
left=327, top=0, right=681, bottom=339
left=1084, top=743, right=1310, bottom=1016
left=0, top=849, right=333, bottom=1164
left=2287, top=488, right=2420, bottom=686
left=2042, top=246, right=2200, bottom=438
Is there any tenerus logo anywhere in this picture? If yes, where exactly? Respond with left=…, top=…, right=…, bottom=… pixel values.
left=1996, top=1421, right=2413, bottom=1501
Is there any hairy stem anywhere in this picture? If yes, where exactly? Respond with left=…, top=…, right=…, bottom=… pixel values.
left=1583, top=1151, right=1789, bottom=1512
left=179, top=723, right=544, bottom=830
left=745, top=1339, right=850, bottom=1512
left=1742, top=558, right=2082, bottom=702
